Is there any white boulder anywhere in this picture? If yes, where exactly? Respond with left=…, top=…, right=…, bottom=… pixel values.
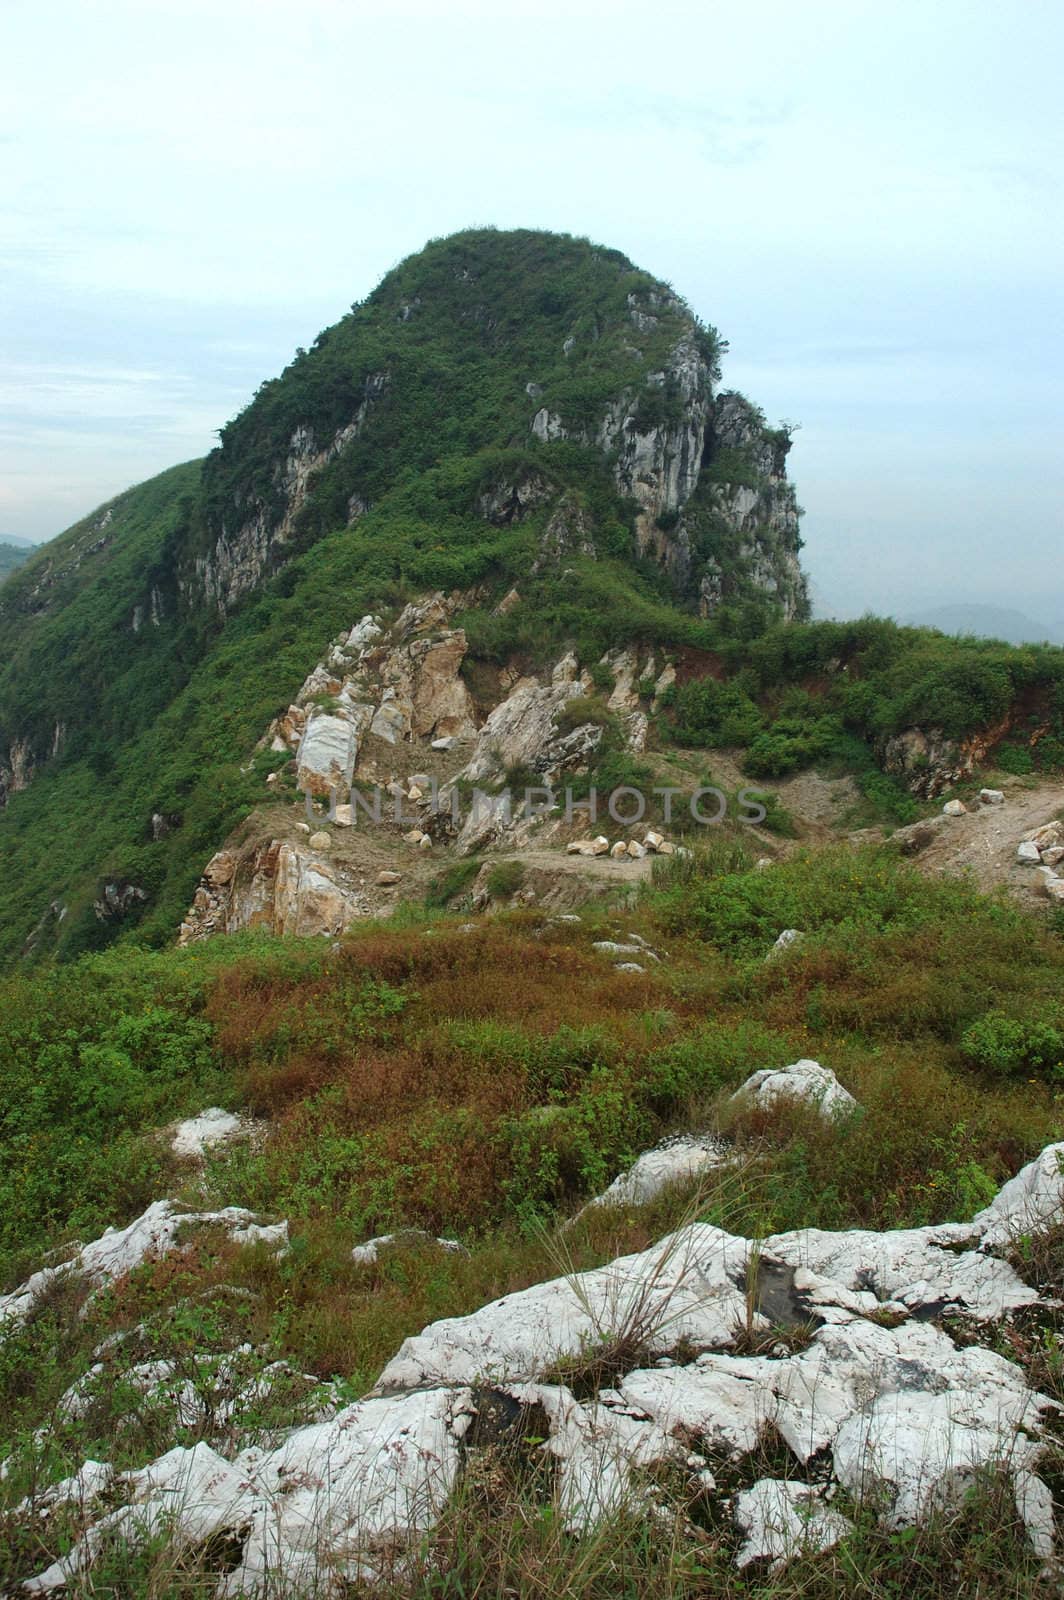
left=584, top=1137, right=730, bottom=1210
left=732, top=1059, right=857, bottom=1119
left=170, top=1109, right=254, bottom=1161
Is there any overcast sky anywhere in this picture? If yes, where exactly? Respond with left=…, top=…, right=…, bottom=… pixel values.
left=2, top=0, right=1062, bottom=624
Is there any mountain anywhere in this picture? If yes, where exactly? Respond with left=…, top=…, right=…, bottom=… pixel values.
left=0, top=541, right=34, bottom=583
left=900, top=603, right=1063, bottom=647
left=0, top=227, right=809, bottom=961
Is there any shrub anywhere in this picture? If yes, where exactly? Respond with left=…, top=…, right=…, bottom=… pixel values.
left=960, top=1012, right=1064, bottom=1080
left=485, top=860, right=526, bottom=900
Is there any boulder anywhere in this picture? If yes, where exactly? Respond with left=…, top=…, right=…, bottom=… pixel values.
left=626, top=840, right=646, bottom=859
left=610, top=841, right=628, bottom=859
left=376, top=871, right=401, bottom=886
left=733, top=1059, right=857, bottom=1119
left=1045, top=878, right=1064, bottom=904
left=1042, top=846, right=1064, bottom=868
left=403, top=828, right=426, bottom=845
left=644, top=830, right=664, bottom=852
left=1027, top=820, right=1064, bottom=852
left=430, top=736, right=454, bottom=751
left=942, top=798, right=968, bottom=817
left=615, top=962, right=645, bottom=973
left=419, top=834, right=433, bottom=851
left=203, top=851, right=236, bottom=888
left=295, top=715, right=358, bottom=798
left=332, top=804, right=353, bottom=826
left=307, top=832, right=331, bottom=852
left=1017, top=841, right=1042, bottom=865
left=657, top=839, right=676, bottom=855
left=351, top=1231, right=467, bottom=1266
left=584, top=1137, right=730, bottom=1210
left=171, top=1108, right=255, bottom=1161
left=768, top=928, right=803, bottom=957
left=979, top=788, right=1005, bottom=806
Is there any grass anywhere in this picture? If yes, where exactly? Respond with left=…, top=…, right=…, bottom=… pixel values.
left=1, top=843, right=1064, bottom=1589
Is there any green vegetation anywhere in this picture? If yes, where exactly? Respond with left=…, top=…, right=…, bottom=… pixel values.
left=0, top=541, right=33, bottom=583
left=1, top=231, right=1062, bottom=967
left=0, top=843, right=1063, bottom=1590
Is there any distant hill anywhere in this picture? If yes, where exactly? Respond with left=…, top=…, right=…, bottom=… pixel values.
left=900, top=603, right=1063, bottom=646
left=0, top=542, right=34, bottom=583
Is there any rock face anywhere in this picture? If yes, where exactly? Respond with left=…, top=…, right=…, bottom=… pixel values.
left=23, top=1144, right=1064, bottom=1590
left=179, top=839, right=369, bottom=944
left=194, top=377, right=390, bottom=613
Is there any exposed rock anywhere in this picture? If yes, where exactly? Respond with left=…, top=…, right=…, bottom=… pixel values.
left=567, top=836, right=610, bottom=857
left=22, top=1144, right=1064, bottom=1589
left=592, top=940, right=660, bottom=962
left=732, top=1059, right=857, bottom=1119
left=1018, top=841, right=1043, bottom=865
left=615, top=962, right=644, bottom=972
left=1027, top=820, right=1064, bottom=852
left=973, top=1143, right=1064, bottom=1247
left=942, top=798, right=968, bottom=817
left=179, top=840, right=371, bottom=943
left=170, top=1108, right=256, bottom=1161
left=583, top=1137, right=730, bottom=1210
left=734, top=1479, right=853, bottom=1571
left=0, top=1202, right=287, bottom=1328
left=351, top=1231, right=467, bottom=1266
left=296, top=714, right=361, bottom=798
left=767, top=928, right=803, bottom=957
left=376, top=870, right=401, bottom=886
left=93, top=880, right=148, bottom=922
left=308, top=831, right=331, bottom=851
left=980, top=788, right=1006, bottom=806
left=881, top=728, right=971, bottom=799
left=1042, top=846, right=1064, bottom=867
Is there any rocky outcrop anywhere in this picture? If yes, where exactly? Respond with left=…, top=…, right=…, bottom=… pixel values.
left=0, top=1201, right=287, bottom=1328
left=194, top=375, right=389, bottom=612
left=23, top=1143, right=1064, bottom=1589
left=0, top=736, right=34, bottom=807
left=178, top=840, right=370, bottom=944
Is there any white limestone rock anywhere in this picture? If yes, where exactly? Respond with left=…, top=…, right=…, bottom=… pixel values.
left=734, top=1479, right=853, bottom=1570
left=170, top=1108, right=255, bottom=1161
left=979, top=788, right=1005, bottom=806
left=767, top=928, right=803, bottom=957
left=942, top=798, right=968, bottom=817
left=351, top=1231, right=467, bottom=1265
left=972, top=1142, right=1064, bottom=1247
left=584, top=1137, right=730, bottom=1211
left=376, top=1224, right=754, bottom=1392
left=0, top=1202, right=288, bottom=1328
left=732, top=1059, right=857, bottom=1119
left=1017, top=841, right=1043, bottom=864
left=295, top=715, right=358, bottom=798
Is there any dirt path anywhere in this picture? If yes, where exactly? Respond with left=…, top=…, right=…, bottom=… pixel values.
left=890, top=777, right=1064, bottom=903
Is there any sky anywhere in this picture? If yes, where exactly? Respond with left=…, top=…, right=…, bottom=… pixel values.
left=2, top=0, right=1062, bottom=624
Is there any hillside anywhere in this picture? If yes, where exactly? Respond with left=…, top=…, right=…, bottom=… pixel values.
left=4, top=226, right=1064, bottom=1596
left=0, top=227, right=812, bottom=963
left=2, top=229, right=1064, bottom=969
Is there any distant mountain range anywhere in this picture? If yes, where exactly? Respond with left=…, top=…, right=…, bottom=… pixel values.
left=0, top=542, right=35, bottom=583
left=898, top=604, right=1064, bottom=647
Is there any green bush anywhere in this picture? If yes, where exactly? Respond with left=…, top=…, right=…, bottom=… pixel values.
left=485, top=860, right=526, bottom=899
left=960, top=1012, right=1064, bottom=1080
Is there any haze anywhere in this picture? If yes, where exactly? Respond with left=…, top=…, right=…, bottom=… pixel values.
left=2, top=0, right=1061, bottom=626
